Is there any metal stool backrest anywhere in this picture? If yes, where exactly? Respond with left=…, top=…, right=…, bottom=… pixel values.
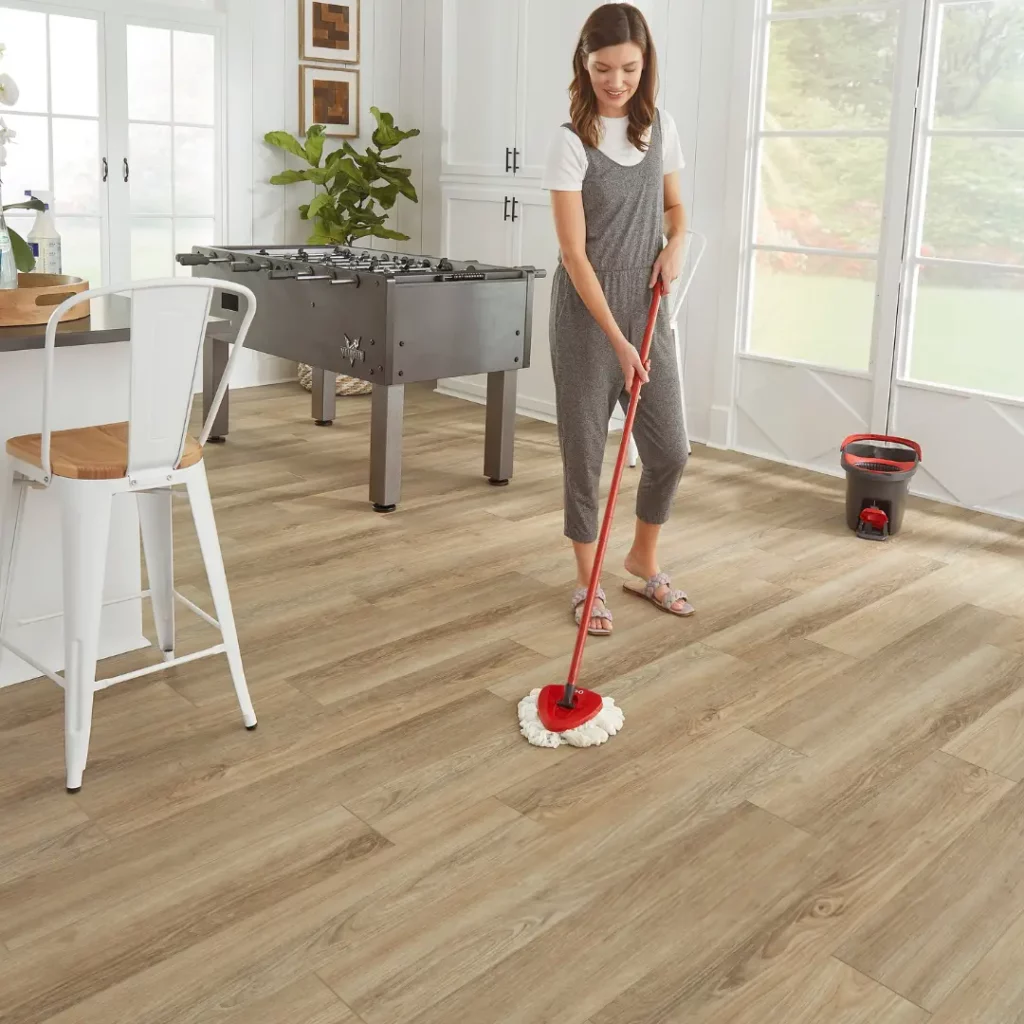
left=37, top=277, right=256, bottom=483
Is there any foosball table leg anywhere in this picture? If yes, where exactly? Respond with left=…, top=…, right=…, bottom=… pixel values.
left=485, top=369, right=517, bottom=486
left=311, top=367, right=337, bottom=427
left=203, top=335, right=230, bottom=442
left=370, top=383, right=404, bottom=513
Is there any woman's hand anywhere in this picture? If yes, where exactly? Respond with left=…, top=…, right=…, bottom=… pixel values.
left=613, top=337, right=650, bottom=392
left=649, top=238, right=684, bottom=290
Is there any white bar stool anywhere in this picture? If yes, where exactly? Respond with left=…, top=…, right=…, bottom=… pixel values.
left=0, top=277, right=258, bottom=792
left=623, top=229, right=707, bottom=468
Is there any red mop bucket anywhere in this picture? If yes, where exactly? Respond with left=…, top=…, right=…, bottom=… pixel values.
left=840, top=434, right=922, bottom=541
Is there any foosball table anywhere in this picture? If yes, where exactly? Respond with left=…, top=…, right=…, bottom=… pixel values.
left=176, top=244, right=546, bottom=512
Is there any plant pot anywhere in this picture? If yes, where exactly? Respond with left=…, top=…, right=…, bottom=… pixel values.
left=297, top=363, right=372, bottom=397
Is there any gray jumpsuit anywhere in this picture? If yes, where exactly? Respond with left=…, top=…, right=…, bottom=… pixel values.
left=549, top=110, right=689, bottom=544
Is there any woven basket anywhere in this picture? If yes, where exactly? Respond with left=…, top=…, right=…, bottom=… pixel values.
left=297, top=363, right=372, bottom=397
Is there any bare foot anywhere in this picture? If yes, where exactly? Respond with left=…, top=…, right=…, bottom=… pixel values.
left=573, top=586, right=613, bottom=634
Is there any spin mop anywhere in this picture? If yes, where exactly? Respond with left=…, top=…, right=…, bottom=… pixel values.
left=519, top=281, right=666, bottom=749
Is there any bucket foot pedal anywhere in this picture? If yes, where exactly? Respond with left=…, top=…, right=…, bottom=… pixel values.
left=857, top=506, right=889, bottom=541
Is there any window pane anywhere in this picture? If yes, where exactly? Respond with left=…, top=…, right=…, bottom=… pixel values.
left=0, top=113, right=50, bottom=198
left=52, top=118, right=100, bottom=215
left=758, top=137, right=887, bottom=252
left=173, top=126, right=215, bottom=216
left=49, top=15, right=98, bottom=117
left=59, top=216, right=102, bottom=286
left=127, top=26, right=171, bottom=121
left=770, top=0, right=875, bottom=9
left=921, top=138, right=1024, bottom=266
left=129, top=123, right=172, bottom=215
left=173, top=31, right=215, bottom=125
left=174, top=217, right=215, bottom=276
left=933, top=1, right=1024, bottom=131
left=132, top=218, right=174, bottom=279
left=0, top=7, right=47, bottom=113
left=748, top=251, right=877, bottom=371
left=765, top=12, right=898, bottom=130
left=906, top=264, right=1024, bottom=398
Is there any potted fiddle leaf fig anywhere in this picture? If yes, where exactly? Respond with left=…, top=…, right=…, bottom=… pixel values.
left=264, top=106, right=420, bottom=246
left=263, top=106, right=420, bottom=396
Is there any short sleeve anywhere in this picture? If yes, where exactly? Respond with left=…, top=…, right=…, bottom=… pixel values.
left=660, top=109, right=686, bottom=176
left=541, top=127, right=588, bottom=191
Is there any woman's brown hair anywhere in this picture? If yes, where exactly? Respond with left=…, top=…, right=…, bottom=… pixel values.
left=569, top=3, right=659, bottom=152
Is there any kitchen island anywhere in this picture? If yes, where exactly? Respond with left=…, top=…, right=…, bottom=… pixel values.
left=0, top=297, right=231, bottom=687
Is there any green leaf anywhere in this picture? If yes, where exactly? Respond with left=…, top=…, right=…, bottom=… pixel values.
left=304, top=124, right=326, bottom=167
left=306, top=193, right=333, bottom=220
left=307, top=231, right=333, bottom=245
left=370, top=183, right=400, bottom=209
left=8, top=228, right=36, bottom=273
left=370, top=227, right=411, bottom=241
left=2, top=197, right=45, bottom=214
left=298, top=203, right=311, bottom=220
left=263, top=130, right=308, bottom=161
left=305, top=167, right=333, bottom=186
left=268, top=168, right=310, bottom=185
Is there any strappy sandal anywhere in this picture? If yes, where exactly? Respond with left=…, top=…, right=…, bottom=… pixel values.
left=572, top=585, right=613, bottom=636
left=623, top=572, right=695, bottom=617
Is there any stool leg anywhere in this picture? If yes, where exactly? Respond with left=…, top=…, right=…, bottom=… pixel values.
left=138, top=489, right=175, bottom=660
left=61, top=484, right=112, bottom=793
left=185, top=464, right=256, bottom=729
left=0, top=471, right=27, bottom=676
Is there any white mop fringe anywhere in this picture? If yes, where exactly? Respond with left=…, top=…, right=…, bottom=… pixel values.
left=517, top=688, right=625, bottom=748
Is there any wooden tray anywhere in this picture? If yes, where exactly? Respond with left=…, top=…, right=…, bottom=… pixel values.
left=0, top=273, right=90, bottom=327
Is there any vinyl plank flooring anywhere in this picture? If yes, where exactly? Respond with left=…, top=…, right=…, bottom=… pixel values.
left=1, top=384, right=1022, bottom=1024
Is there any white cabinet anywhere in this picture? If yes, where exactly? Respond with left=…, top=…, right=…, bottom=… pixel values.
left=440, top=0, right=520, bottom=178
left=441, top=188, right=514, bottom=266
left=441, top=0, right=672, bottom=184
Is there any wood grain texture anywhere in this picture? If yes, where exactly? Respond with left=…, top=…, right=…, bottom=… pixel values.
left=0, top=383, right=1022, bottom=1024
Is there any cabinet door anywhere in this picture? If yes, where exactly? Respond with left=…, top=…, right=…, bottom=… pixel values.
left=441, top=187, right=514, bottom=268
left=516, top=0, right=595, bottom=181
left=441, top=0, right=520, bottom=179
left=510, top=190, right=560, bottom=418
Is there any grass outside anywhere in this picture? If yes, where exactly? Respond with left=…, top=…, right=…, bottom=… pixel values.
left=750, top=270, right=1024, bottom=400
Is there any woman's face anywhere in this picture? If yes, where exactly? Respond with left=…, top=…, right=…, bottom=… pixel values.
left=586, top=42, right=644, bottom=113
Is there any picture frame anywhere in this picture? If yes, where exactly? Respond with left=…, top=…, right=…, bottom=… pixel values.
left=299, top=64, right=360, bottom=138
left=299, top=0, right=360, bottom=65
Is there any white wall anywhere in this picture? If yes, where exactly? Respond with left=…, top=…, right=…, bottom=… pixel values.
left=223, top=0, right=430, bottom=389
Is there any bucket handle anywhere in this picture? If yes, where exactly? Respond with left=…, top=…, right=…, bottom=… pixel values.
left=840, top=433, right=922, bottom=462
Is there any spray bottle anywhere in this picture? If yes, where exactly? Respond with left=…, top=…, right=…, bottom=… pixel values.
left=25, top=190, right=61, bottom=274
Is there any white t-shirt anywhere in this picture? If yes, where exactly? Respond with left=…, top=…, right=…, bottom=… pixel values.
left=541, top=108, right=685, bottom=191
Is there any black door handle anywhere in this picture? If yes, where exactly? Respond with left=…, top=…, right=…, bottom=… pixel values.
left=503, top=196, right=510, bottom=221
left=513, top=149, right=520, bottom=174
left=122, top=157, right=129, bottom=182
left=101, top=157, right=108, bottom=182
left=511, top=197, right=518, bottom=222
left=505, top=147, right=512, bottom=173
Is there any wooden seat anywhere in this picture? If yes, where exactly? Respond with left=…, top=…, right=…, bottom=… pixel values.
left=6, top=422, right=203, bottom=480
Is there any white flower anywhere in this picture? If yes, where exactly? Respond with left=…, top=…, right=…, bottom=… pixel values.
left=0, top=72, right=18, bottom=107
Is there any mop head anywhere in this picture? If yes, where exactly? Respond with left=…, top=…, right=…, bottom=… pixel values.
left=517, top=687, right=625, bottom=748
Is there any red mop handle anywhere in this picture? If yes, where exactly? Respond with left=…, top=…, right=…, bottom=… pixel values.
left=562, top=282, right=665, bottom=700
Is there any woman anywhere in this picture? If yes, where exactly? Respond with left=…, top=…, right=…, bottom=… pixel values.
left=543, top=2, right=693, bottom=637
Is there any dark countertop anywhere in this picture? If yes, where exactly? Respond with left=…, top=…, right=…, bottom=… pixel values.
left=0, top=295, right=235, bottom=353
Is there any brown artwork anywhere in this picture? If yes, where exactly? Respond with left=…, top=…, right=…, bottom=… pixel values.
left=313, top=78, right=350, bottom=126
left=311, top=3, right=350, bottom=50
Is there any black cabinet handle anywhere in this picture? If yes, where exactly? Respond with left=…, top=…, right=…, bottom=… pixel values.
left=505, top=147, right=512, bottom=173
left=101, top=157, right=108, bottom=182
left=503, top=196, right=510, bottom=221
left=513, top=148, right=520, bottom=175
left=511, top=197, right=518, bottom=222
left=122, top=157, right=129, bottom=182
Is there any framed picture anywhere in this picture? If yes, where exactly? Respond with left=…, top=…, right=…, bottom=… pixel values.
left=300, top=65, right=360, bottom=138
left=300, top=0, right=360, bottom=64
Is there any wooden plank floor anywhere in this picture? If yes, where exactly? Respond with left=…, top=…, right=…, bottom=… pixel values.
left=2, top=381, right=1024, bottom=1024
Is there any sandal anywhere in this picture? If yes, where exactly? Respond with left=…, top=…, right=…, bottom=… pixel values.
left=572, top=585, right=613, bottom=636
left=623, top=572, right=695, bottom=617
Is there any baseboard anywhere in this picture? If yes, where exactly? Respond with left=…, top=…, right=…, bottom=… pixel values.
left=435, top=377, right=626, bottom=429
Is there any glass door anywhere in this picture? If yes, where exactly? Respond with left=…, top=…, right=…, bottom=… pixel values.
left=890, top=0, right=1024, bottom=517
left=105, top=17, right=220, bottom=281
left=0, top=3, right=107, bottom=285
left=731, top=0, right=918, bottom=473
